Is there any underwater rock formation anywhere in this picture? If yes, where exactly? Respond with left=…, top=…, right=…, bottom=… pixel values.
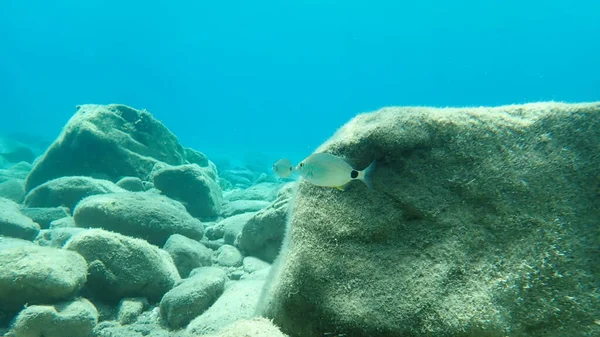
left=24, top=104, right=187, bottom=192
left=237, top=184, right=293, bottom=263
left=152, top=163, right=222, bottom=219
left=0, top=243, right=87, bottom=311
left=159, top=267, right=227, bottom=329
left=257, top=102, right=600, bottom=337
left=20, top=206, right=69, bottom=229
left=187, top=279, right=266, bottom=335
left=163, top=234, right=213, bottom=278
left=6, top=297, right=98, bottom=337
left=23, top=176, right=125, bottom=211
left=64, top=229, right=180, bottom=302
left=0, top=197, right=41, bottom=240
left=0, top=103, right=291, bottom=336
left=72, top=191, right=204, bottom=246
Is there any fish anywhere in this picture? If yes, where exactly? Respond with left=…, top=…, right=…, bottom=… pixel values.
left=295, top=152, right=376, bottom=190
left=272, top=158, right=295, bottom=178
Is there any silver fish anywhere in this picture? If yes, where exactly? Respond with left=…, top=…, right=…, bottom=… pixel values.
left=272, top=158, right=295, bottom=178
left=296, top=152, right=376, bottom=190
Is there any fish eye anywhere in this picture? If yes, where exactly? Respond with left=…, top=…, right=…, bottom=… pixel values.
left=299, top=163, right=304, bottom=168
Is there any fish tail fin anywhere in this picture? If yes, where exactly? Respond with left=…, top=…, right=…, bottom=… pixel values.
left=359, top=160, right=376, bottom=189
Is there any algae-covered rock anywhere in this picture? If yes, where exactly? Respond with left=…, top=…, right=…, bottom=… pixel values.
left=214, top=245, right=243, bottom=267
left=185, top=147, right=210, bottom=167
left=24, top=104, right=186, bottom=192
left=49, top=216, right=75, bottom=229
left=186, top=279, right=265, bottom=335
left=34, top=228, right=85, bottom=248
left=73, top=192, right=204, bottom=246
left=20, top=206, right=69, bottom=229
left=237, top=187, right=292, bottom=262
left=152, top=164, right=222, bottom=219
left=64, top=229, right=180, bottom=302
left=163, top=234, right=213, bottom=278
left=216, top=212, right=256, bottom=245
left=116, top=176, right=145, bottom=192
left=117, top=297, right=148, bottom=325
left=0, top=197, right=41, bottom=240
left=0, top=179, right=25, bottom=203
left=242, top=257, right=270, bottom=274
left=0, top=244, right=87, bottom=311
left=23, top=176, right=125, bottom=211
left=160, top=267, right=227, bottom=329
left=93, top=308, right=170, bottom=337
left=6, top=298, right=98, bottom=337
left=257, top=102, right=600, bottom=337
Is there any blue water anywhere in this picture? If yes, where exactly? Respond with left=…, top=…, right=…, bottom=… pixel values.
left=1, top=0, right=599, bottom=165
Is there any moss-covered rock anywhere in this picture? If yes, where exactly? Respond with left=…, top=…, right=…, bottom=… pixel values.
left=159, top=267, right=227, bottom=329
left=64, top=229, right=180, bottom=302
left=187, top=279, right=266, bottom=335
left=237, top=185, right=293, bottom=262
left=152, top=164, right=222, bottom=219
left=23, top=176, right=125, bottom=211
left=24, top=104, right=186, bottom=192
left=163, top=234, right=213, bottom=278
left=0, top=197, right=40, bottom=240
left=6, top=298, right=98, bottom=337
left=73, top=192, right=204, bottom=246
left=0, top=244, right=87, bottom=311
left=257, top=102, right=600, bottom=337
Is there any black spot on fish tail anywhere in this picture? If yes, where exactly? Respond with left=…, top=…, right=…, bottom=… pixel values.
left=350, top=170, right=359, bottom=179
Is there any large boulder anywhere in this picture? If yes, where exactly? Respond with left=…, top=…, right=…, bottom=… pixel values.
left=24, top=104, right=186, bottom=192
left=0, top=244, right=87, bottom=311
left=257, top=102, right=600, bottom=337
left=73, top=192, right=204, bottom=246
left=23, top=176, right=125, bottom=211
left=152, top=164, right=222, bottom=219
left=64, top=229, right=180, bottom=302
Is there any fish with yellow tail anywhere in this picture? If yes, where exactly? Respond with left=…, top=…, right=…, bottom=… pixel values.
left=295, top=152, right=376, bottom=191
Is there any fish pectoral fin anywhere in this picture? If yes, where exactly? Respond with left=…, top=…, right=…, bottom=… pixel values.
left=334, top=186, right=346, bottom=191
